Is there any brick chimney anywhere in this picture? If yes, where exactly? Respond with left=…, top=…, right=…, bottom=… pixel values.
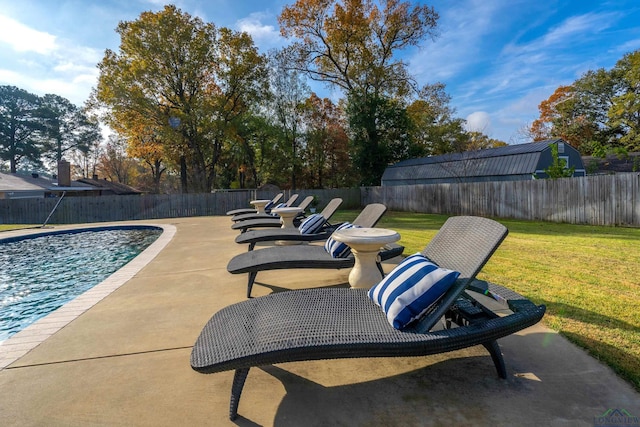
left=57, top=160, right=71, bottom=187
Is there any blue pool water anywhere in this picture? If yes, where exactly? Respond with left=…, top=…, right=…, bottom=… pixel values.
left=0, top=226, right=162, bottom=343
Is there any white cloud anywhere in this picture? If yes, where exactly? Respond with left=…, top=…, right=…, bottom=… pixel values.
left=236, top=12, right=284, bottom=49
left=0, top=12, right=104, bottom=106
left=0, top=67, right=95, bottom=106
left=613, top=38, right=640, bottom=56
left=541, top=12, right=617, bottom=47
left=465, top=111, right=491, bottom=134
left=0, top=69, right=30, bottom=86
left=0, top=14, right=57, bottom=54
left=502, top=11, right=618, bottom=57
left=409, top=0, right=507, bottom=82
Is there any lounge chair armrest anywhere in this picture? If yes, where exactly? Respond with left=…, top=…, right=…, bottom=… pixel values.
left=379, top=243, right=405, bottom=261
left=464, top=280, right=542, bottom=318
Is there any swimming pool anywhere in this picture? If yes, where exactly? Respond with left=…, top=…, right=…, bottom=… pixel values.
left=0, top=226, right=162, bottom=343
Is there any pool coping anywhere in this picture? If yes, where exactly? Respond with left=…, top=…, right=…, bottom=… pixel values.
left=0, top=223, right=177, bottom=370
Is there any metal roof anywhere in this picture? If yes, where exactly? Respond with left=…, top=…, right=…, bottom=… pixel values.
left=382, top=139, right=562, bottom=182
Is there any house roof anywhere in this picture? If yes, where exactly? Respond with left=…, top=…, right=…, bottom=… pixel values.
left=0, top=172, right=115, bottom=195
left=382, top=139, right=563, bottom=182
left=77, top=178, right=142, bottom=195
left=0, top=172, right=46, bottom=192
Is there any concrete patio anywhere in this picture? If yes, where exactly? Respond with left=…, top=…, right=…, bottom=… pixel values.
left=1, top=216, right=639, bottom=426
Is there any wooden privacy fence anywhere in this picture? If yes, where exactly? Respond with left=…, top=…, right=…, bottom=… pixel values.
left=362, top=173, right=640, bottom=226
left=2, top=175, right=638, bottom=226
left=0, top=188, right=360, bottom=225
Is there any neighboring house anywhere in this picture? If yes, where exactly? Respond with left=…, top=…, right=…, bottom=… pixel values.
left=0, top=171, right=97, bottom=199
left=381, top=139, right=586, bottom=186
left=0, top=172, right=50, bottom=199
left=0, top=161, right=142, bottom=199
left=77, top=176, right=142, bottom=196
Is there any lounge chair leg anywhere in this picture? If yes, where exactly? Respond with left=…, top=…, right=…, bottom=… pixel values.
left=247, top=271, right=257, bottom=298
left=230, top=368, right=250, bottom=420
left=248, top=242, right=256, bottom=251
left=483, top=340, right=507, bottom=379
left=375, top=261, right=385, bottom=278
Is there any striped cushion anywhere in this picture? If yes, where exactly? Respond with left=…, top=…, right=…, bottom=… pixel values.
left=263, top=200, right=274, bottom=213
left=324, top=222, right=360, bottom=258
left=270, top=202, right=287, bottom=216
left=368, top=253, right=460, bottom=329
left=298, top=213, right=326, bottom=234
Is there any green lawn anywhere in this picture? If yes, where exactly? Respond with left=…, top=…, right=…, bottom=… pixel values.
left=0, top=225, right=35, bottom=232
left=333, top=210, right=640, bottom=391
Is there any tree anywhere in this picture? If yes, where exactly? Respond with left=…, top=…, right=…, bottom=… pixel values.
left=279, top=0, right=438, bottom=97
left=209, top=27, right=270, bottom=189
left=574, top=68, right=621, bottom=150
left=406, top=83, right=468, bottom=156
left=608, top=50, right=640, bottom=151
left=71, top=135, right=103, bottom=179
left=40, top=94, right=101, bottom=166
left=279, top=0, right=440, bottom=184
left=347, top=91, right=415, bottom=184
left=301, top=93, right=351, bottom=188
left=531, top=84, right=609, bottom=154
left=466, top=132, right=507, bottom=150
left=241, top=114, right=283, bottom=187
left=97, top=134, right=138, bottom=184
left=121, top=113, right=168, bottom=193
left=93, top=5, right=218, bottom=192
left=530, top=54, right=637, bottom=155
left=93, top=5, right=268, bottom=193
left=0, top=85, right=45, bottom=172
left=267, top=49, right=310, bottom=189
left=544, top=143, right=575, bottom=179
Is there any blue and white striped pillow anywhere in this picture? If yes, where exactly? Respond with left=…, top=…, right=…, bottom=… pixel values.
left=270, top=202, right=287, bottom=216
left=368, top=253, right=460, bottom=329
left=298, top=213, right=326, bottom=234
left=324, top=222, right=360, bottom=258
left=263, top=200, right=274, bottom=213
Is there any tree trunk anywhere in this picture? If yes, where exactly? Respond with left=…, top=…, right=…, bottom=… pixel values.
left=180, top=156, right=188, bottom=193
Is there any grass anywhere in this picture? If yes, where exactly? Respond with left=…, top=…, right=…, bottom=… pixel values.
left=333, top=210, right=640, bottom=392
left=0, top=225, right=36, bottom=232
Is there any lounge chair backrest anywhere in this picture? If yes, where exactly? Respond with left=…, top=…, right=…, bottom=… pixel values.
left=296, top=196, right=315, bottom=211
left=413, top=216, right=508, bottom=333
left=283, top=194, right=298, bottom=207
left=352, top=203, right=387, bottom=228
left=271, top=193, right=283, bottom=204
left=319, top=198, right=343, bottom=218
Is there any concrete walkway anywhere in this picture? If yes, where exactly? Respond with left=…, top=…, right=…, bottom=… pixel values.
left=0, top=216, right=638, bottom=426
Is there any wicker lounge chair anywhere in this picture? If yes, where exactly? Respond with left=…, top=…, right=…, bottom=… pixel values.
left=191, top=216, right=546, bottom=420
left=225, top=193, right=283, bottom=216
left=231, top=197, right=343, bottom=234
left=235, top=202, right=388, bottom=251
left=227, top=203, right=400, bottom=297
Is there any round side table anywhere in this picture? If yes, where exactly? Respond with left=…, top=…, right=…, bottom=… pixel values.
left=331, top=227, right=400, bottom=288
left=271, top=207, right=304, bottom=245
left=250, top=199, right=271, bottom=214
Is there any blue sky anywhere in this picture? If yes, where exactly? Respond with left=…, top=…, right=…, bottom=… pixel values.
left=1, top=0, right=639, bottom=143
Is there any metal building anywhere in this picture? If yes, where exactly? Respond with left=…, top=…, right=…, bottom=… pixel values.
left=381, top=139, right=586, bottom=186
